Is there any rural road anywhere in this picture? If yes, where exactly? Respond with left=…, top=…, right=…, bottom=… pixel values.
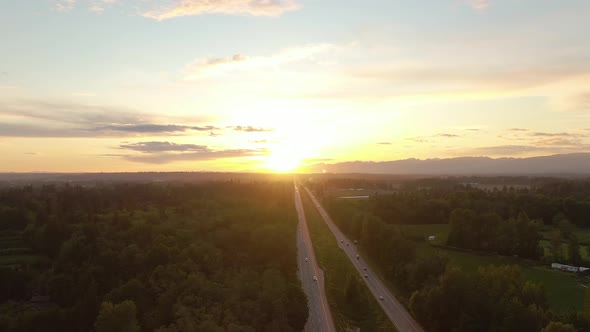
left=304, top=187, right=424, bottom=332
left=294, top=185, right=336, bottom=332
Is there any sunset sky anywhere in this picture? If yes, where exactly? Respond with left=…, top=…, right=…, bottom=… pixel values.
left=1, top=0, right=590, bottom=172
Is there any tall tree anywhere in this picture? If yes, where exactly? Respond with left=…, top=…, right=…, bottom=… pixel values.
left=569, top=235, right=582, bottom=266
left=95, top=301, right=141, bottom=332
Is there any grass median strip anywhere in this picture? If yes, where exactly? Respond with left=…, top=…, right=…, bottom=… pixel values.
left=300, top=189, right=396, bottom=332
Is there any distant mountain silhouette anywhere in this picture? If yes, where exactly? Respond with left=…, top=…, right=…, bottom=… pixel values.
left=303, top=153, right=590, bottom=175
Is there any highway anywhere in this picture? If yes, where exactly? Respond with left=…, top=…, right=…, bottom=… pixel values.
left=294, top=185, right=336, bottom=332
left=304, top=187, right=424, bottom=332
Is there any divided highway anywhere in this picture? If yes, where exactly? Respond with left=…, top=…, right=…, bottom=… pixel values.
left=294, top=185, right=336, bottom=332
left=304, top=187, right=424, bottom=332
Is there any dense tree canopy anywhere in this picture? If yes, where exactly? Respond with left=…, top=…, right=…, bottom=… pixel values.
left=314, top=177, right=590, bottom=332
left=0, top=182, right=308, bottom=332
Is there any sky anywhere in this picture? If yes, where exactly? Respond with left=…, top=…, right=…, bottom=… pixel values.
left=1, top=0, right=590, bottom=172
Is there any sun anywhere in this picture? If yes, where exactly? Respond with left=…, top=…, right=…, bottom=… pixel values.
left=265, top=149, right=302, bottom=173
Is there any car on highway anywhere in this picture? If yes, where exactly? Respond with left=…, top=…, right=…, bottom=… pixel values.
left=305, top=257, right=308, bottom=262
left=313, top=276, right=317, bottom=281
left=364, top=274, right=368, bottom=278
left=363, top=268, right=367, bottom=271
left=379, top=296, right=384, bottom=301
left=356, top=254, right=359, bottom=259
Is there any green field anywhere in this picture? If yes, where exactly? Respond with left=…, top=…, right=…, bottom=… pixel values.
left=328, top=189, right=395, bottom=198
left=398, top=224, right=450, bottom=243
left=300, top=189, right=396, bottom=332
left=389, top=224, right=585, bottom=310
left=416, top=243, right=585, bottom=310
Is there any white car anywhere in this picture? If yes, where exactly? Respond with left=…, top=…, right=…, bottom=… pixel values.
left=313, top=276, right=317, bottom=281
left=305, top=257, right=308, bottom=262
left=379, top=296, right=384, bottom=301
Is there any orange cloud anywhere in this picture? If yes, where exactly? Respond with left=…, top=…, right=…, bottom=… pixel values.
left=143, top=0, right=301, bottom=20
left=465, top=0, right=490, bottom=11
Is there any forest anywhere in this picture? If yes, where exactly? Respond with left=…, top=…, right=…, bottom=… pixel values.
left=315, top=177, right=590, bottom=332
left=0, top=181, right=307, bottom=332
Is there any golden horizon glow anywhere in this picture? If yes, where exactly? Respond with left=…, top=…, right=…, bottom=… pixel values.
left=2, top=2, right=590, bottom=172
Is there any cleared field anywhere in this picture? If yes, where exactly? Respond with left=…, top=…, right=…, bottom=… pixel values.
left=328, top=189, right=396, bottom=198
left=398, top=224, right=450, bottom=243
left=417, top=243, right=585, bottom=310
left=300, top=189, right=397, bottom=332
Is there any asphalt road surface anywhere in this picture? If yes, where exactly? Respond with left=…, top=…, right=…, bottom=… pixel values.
left=304, top=187, right=424, bottom=332
left=294, top=185, right=336, bottom=332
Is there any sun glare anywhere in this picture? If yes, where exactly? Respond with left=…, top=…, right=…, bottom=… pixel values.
left=265, top=149, right=302, bottom=173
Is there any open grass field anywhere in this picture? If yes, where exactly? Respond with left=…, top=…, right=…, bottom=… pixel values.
left=416, top=243, right=585, bottom=310
left=392, top=225, right=585, bottom=310
left=300, top=189, right=397, bottom=332
left=328, top=188, right=396, bottom=198
left=398, top=224, right=450, bottom=243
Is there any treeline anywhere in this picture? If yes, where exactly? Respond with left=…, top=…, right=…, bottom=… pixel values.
left=324, top=195, right=590, bottom=332
left=371, top=185, right=590, bottom=227
left=409, top=265, right=587, bottom=332
left=0, top=182, right=308, bottom=332
left=447, top=209, right=542, bottom=259
left=309, top=177, right=590, bottom=227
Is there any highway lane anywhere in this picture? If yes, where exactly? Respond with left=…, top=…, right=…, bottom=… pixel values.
left=304, top=187, right=424, bottom=332
left=294, top=185, right=336, bottom=332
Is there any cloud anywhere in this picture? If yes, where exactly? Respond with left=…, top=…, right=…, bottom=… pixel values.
left=0, top=123, right=92, bottom=138
left=0, top=100, right=261, bottom=138
left=529, top=132, right=572, bottom=137
left=376, top=142, right=392, bottom=145
left=465, top=0, right=490, bottom=11
left=142, top=0, right=301, bottom=20
left=90, top=4, right=105, bottom=12
left=406, top=133, right=461, bottom=143
left=572, top=92, right=590, bottom=111
left=509, top=128, right=529, bottom=132
left=182, top=44, right=333, bottom=80
left=206, top=54, right=248, bottom=66
left=55, top=0, right=77, bottom=12
left=350, top=62, right=590, bottom=95
left=0, top=100, right=146, bottom=127
left=435, top=133, right=461, bottom=138
left=231, top=125, right=274, bottom=132
left=532, top=137, right=582, bottom=147
left=119, top=141, right=208, bottom=153
left=95, top=124, right=219, bottom=134
left=406, top=137, right=432, bottom=143
left=116, top=141, right=267, bottom=164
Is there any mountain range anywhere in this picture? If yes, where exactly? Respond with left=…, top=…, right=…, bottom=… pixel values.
left=302, top=153, right=590, bottom=175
